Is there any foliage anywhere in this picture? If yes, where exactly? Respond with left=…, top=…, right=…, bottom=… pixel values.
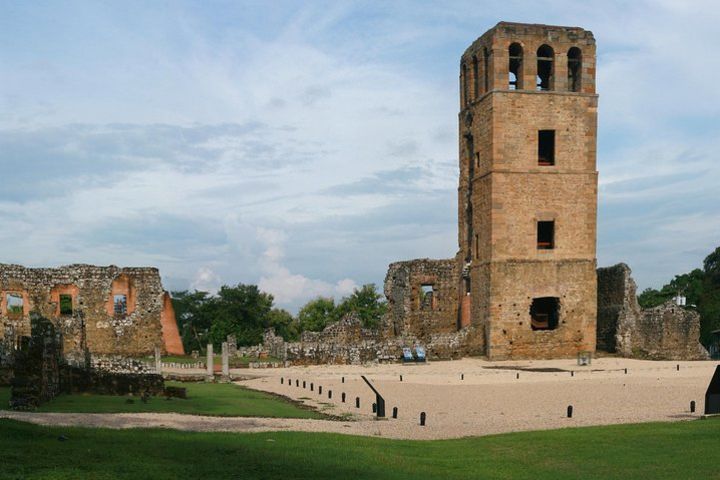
left=171, top=290, right=213, bottom=353
left=336, top=283, right=387, bottom=329
left=268, top=308, right=300, bottom=341
left=2, top=418, right=720, bottom=479
left=297, top=297, right=337, bottom=332
left=206, top=284, right=274, bottom=348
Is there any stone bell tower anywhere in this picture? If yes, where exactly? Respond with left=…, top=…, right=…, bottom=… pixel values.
left=457, top=22, right=598, bottom=359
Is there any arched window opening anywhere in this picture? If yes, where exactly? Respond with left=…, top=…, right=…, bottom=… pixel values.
left=472, top=55, right=479, bottom=99
left=461, top=63, right=468, bottom=106
left=509, top=43, right=523, bottom=90
left=536, top=45, right=554, bottom=91
left=567, top=47, right=582, bottom=92
left=483, top=48, right=490, bottom=92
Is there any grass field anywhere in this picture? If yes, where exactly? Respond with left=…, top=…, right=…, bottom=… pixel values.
left=0, top=418, right=719, bottom=479
left=0, top=382, right=322, bottom=419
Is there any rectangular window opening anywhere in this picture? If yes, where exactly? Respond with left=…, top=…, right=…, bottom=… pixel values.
left=537, top=221, right=555, bottom=250
left=59, top=294, right=73, bottom=316
left=538, top=130, right=555, bottom=166
left=475, top=234, right=479, bottom=259
left=113, top=294, right=128, bottom=317
left=6, top=293, right=23, bottom=319
left=420, top=285, right=434, bottom=310
left=530, top=297, right=559, bottom=330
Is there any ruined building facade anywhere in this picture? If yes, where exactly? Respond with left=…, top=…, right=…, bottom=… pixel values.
left=0, top=264, right=184, bottom=362
left=385, top=22, right=598, bottom=360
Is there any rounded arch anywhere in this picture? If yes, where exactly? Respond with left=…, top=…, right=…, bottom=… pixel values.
left=536, top=44, right=554, bottom=91
left=508, top=42, right=523, bottom=90
left=567, top=47, right=582, bottom=92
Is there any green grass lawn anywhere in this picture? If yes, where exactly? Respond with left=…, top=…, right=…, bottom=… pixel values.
left=0, top=382, right=321, bottom=419
left=0, top=418, right=718, bottom=479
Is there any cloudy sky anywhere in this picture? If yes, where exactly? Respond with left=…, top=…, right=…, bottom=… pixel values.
left=1, top=1, right=718, bottom=312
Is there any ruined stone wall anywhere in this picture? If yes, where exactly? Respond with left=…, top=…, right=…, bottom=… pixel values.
left=0, top=264, right=181, bottom=358
left=384, top=259, right=459, bottom=340
left=597, top=263, right=708, bottom=360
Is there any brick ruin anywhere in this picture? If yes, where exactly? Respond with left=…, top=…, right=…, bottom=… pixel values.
left=597, top=264, right=708, bottom=360
left=383, top=22, right=599, bottom=360
left=0, top=263, right=184, bottom=370
left=231, top=22, right=707, bottom=365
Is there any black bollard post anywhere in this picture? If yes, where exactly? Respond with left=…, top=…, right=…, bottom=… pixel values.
left=691, top=400, right=696, bottom=413
left=392, top=407, right=398, bottom=419
left=356, top=397, right=360, bottom=408
left=677, top=364, right=680, bottom=371
left=420, top=412, right=426, bottom=426
left=567, top=405, right=573, bottom=418
left=461, top=373, right=464, bottom=380
left=571, top=371, right=574, bottom=377
left=372, top=403, right=377, bottom=413
left=281, top=377, right=284, bottom=384
left=342, top=377, right=345, bottom=383
left=296, top=380, right=299, bottom=387
left=400, top=375, right=403, bottom=382
left=288, top=378, right=291, bottom=386
left=319, top=386, right=322, bottom=395
left=342, top=392, right=346, bottom=403
left=624, top=368, right=628, bottom=374
left=310, top=383, right=314, bottom=391
left=328, top=390, right=332, bottom=399
left=303, top=381, right=306, bottom=388
left=516, top=373, right=520, bottom=379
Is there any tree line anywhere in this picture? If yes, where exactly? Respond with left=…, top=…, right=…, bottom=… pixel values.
left=171, top=283, right=387, bottom=353
left=638, top=246, right=720, bottom=346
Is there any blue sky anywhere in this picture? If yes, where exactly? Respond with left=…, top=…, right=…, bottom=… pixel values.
left=1, top=1, right=718, bottom=312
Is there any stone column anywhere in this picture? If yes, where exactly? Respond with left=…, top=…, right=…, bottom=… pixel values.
left=221, top=341, right=229, bottom=380
left=154, top=346, right=162, bottom=374
left=206, top=344, right=214, bottom=381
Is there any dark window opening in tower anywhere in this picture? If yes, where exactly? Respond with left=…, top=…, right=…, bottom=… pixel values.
left=475, top=152, right=480, bottom=168
left=537, top=221, right=555, bottom=250
left=536, top=45, right=554, bottom=91
left=475, top=234, right=479, bottom=259
left=538, top=130, right=555, bottom=165
left=483, top=48, right=490, bottom=92
left=472, top=55, right=479, bottom=99
left=420, top=284, right=434, bottom=310
left=568, top=47, right=582, bottom=92
left=509, top=43, right=523, bottom=90
left=461, top=63, right=468, bottom=106
left=530, top=297, right=559, bottom=330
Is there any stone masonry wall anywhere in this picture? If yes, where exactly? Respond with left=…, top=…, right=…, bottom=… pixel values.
left=597, top=263, right=708, bottom=360
left=0, top=263, right=182, bottom=358
left=384, top=259, right=459, bottom=339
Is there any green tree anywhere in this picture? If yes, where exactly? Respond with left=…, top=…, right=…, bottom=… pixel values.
left=171, top=290, right=213, bottom=353
left=207, top=284, right=274, bottom=347
left=336, top=283, right=387, bottom=329
left=268, top=308, right=299, bottom=341
left=297, top=297, right=337, bottom=332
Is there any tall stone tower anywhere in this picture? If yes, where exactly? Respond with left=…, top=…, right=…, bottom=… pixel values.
left=457, top=22, right=598, bottom=359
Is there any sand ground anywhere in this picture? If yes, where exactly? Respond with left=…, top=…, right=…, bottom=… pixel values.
left=2, top=358, right=716, bottom=440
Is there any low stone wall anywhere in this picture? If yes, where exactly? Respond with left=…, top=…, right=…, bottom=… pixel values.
left=61, top=366, right=164, bottom=396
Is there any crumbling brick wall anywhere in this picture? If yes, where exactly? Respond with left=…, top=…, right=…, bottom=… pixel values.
left=0, top=263, right=182, bottom=358
left=384, top=259, right=460, bottom=339
left=597, top=263, right=708, bottom=360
